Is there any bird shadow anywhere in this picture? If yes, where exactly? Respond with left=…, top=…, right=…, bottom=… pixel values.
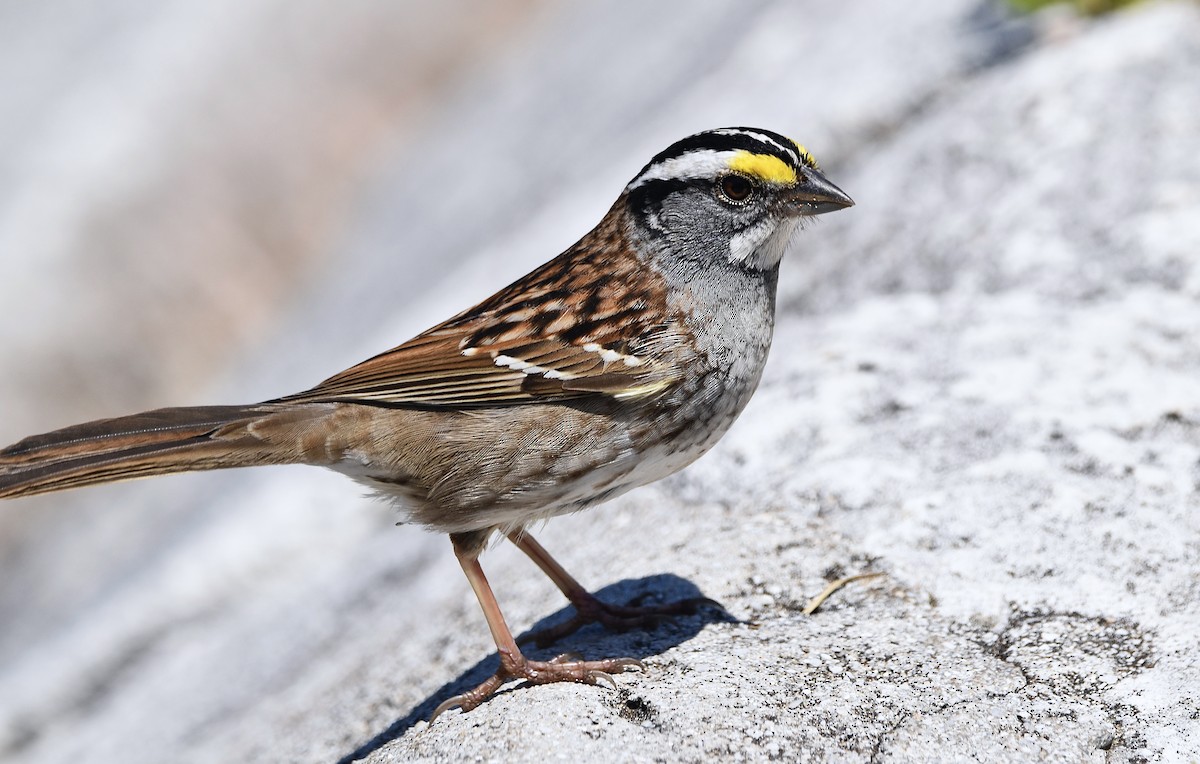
left=337, top=573, right=735, bottom=763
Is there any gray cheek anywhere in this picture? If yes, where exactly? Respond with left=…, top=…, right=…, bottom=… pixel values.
left=656, top=193, right=737, bottom=258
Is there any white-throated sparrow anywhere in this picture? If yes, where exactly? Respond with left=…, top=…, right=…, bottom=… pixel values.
left=0, top=127, right=852, bottom=717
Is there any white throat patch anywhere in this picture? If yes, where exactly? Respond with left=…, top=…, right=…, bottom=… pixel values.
left=729, top=218, right=801, bottom=269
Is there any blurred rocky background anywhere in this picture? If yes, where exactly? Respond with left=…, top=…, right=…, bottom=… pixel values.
left=0, top=1, right=1197, bottom=762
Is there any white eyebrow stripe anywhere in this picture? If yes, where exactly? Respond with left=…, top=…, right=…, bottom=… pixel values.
left=629, top=149, right=739, bottom=189
left=768, top=138, right=800, bottom=167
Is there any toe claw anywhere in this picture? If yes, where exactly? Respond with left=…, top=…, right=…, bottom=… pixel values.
left=429, top=696, right=465, bottom=724
left=550, top=651, right=585, bottom=664
left=616, top=657, right=647, bottom=672
left=587, top=670, right=617, bottom=690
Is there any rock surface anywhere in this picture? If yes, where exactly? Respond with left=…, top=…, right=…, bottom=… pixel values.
left=1, top=1, right=1198, bottom=763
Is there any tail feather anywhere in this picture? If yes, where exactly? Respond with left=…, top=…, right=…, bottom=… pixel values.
left=0, top=404, right=310, bottom=499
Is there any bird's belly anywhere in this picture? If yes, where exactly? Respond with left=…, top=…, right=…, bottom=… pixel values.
left=339, top=349, right=766, bottom=535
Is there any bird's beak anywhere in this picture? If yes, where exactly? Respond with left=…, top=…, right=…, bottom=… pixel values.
left=783, top=169, right=855, bottom=217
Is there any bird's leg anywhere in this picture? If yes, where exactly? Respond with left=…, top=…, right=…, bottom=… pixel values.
left=507, top=531, right=722, bottom=648
left=430, top=532, right=643, bottom=721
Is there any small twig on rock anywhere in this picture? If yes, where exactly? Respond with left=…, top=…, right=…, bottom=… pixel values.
left=803, top=572, right=887, bottom=615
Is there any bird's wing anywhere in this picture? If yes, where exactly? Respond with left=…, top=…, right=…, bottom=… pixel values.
left=282, top=247, right=687, bottom=409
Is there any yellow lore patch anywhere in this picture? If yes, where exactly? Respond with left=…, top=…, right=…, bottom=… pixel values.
left=728, top=151, right=798, bottom=186
left=792, top=141, right=818, bottom=169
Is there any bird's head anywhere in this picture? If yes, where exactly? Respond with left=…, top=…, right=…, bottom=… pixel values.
left=623, top=127, right=853, bottom=271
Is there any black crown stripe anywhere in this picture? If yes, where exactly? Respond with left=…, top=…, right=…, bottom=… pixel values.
left=634, top=127, right=806, bottom=181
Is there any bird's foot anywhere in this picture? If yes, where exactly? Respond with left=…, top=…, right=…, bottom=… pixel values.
left=520, top=590, right=724, bottom=648
left=430, top=649, right=644, bottom=721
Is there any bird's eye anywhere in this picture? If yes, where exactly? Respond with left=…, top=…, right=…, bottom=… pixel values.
left=718, top=174, right=754, bottom=204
